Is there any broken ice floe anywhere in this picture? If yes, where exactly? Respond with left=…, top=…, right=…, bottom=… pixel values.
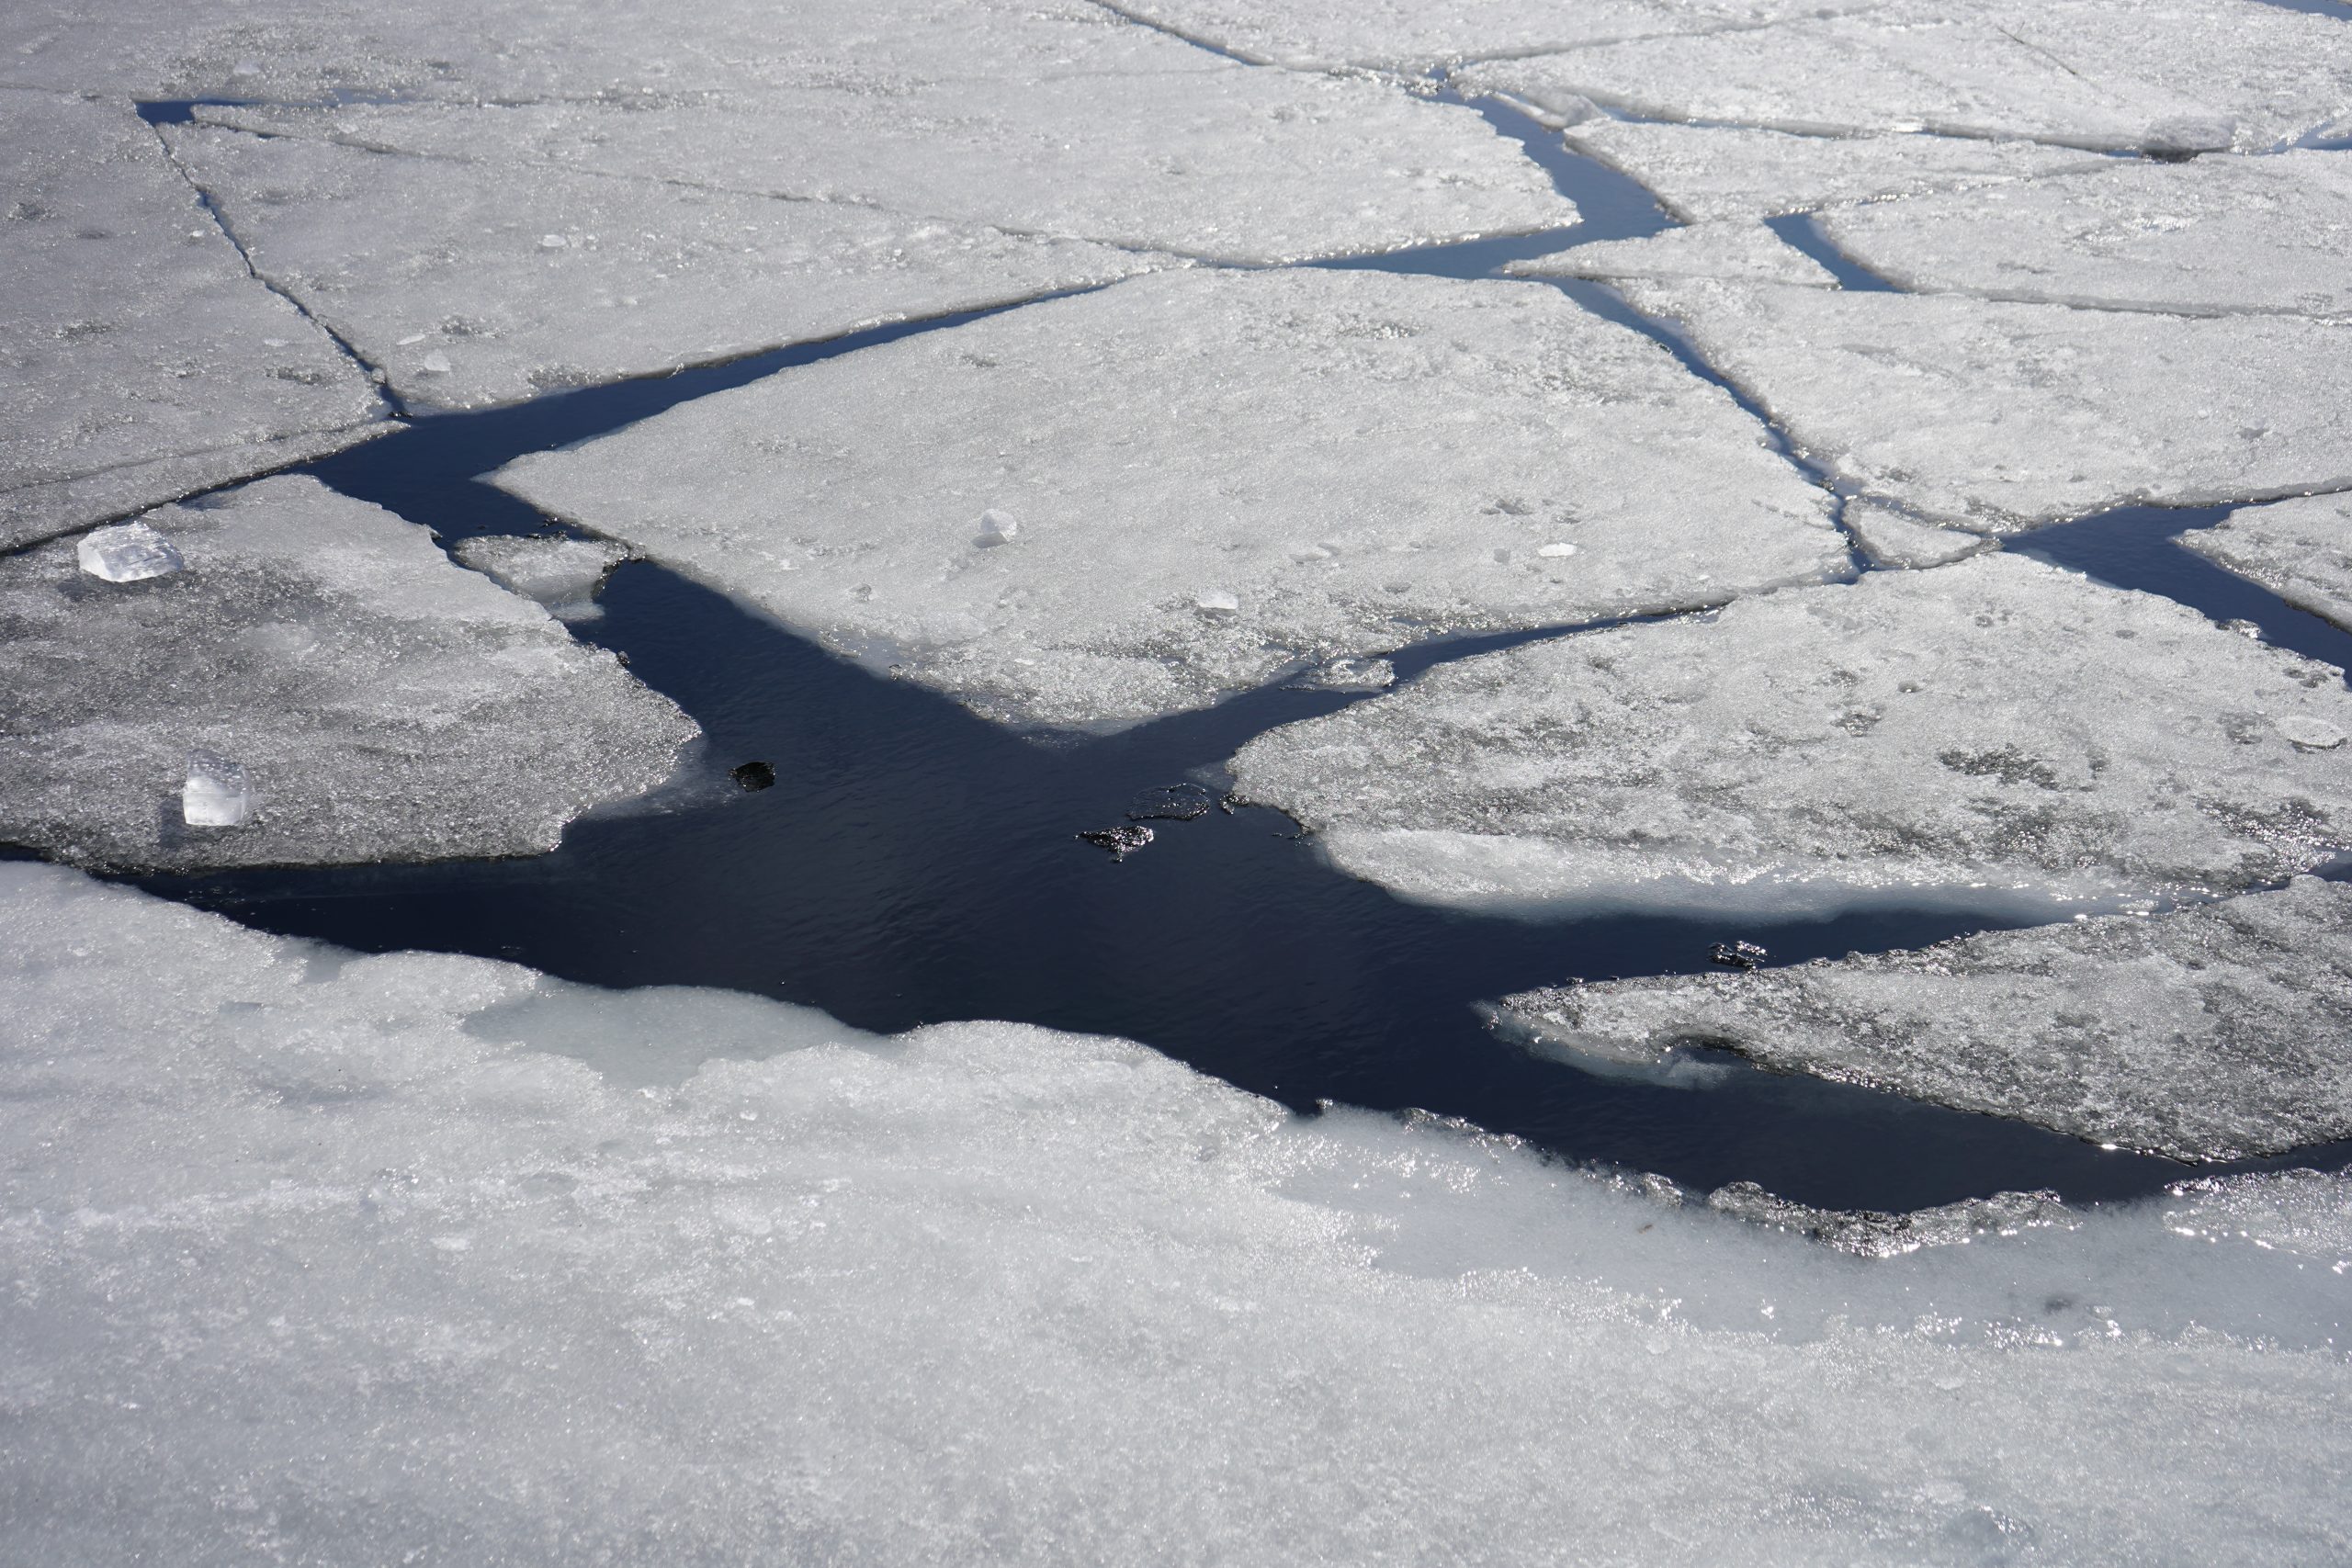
left=1615, top=276, right=2352, bottom=532
left=2182, top=493, right=2352, bottom=635
left=1458, top=0, right=2352, bottom=152
left=161, top=121, right=1164, bottom=413
left=0, top=476, right=696, bottom=871
left=1843, top=502, right=1996, bottom=570
left=453, top=535, right=632, bottom=621
left=74, top=521, right=185, bottom=583
left=0, top=91, right=387, bottom=547
left=1822, top=151, right=2352, bottom=318
left=3, top=859, right=2347, bottom=1561
left=494, top=268, right=1849, bottom=731
left=1078, top=824, right=1156, bottom=859
left=1229, top=552, right=2352, bottom=913
left=1507, top=222, right=1838, bottom=288
left=1496, top=875, right=2352, bottom=1162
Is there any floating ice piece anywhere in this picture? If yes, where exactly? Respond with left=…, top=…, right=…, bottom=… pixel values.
left=453, top=535, right=631, bottom=616
left=1077, top=823, right=1153, bottom=858
left=0, top=93, right=387, bottom=547
left=973, top=509, right=1021, bottom=547
left=74, top=522, right=185, bottom=583
left=1230, top=553, right=2352, bottom=913
left=1459, top=0, right=2352, bottom=152
left=198, top=56, right=1573, bottom=267
left=1614, top=277, right=2352, bottom=532
left=495, top=269, right=1849, bottom=730
left=1554, top=120, right=2109, bottom=224
left=179, top=750, right=250, bottom=829
left=160, top=122, right=1162, bottom=414
left=2181, top=493, right=2352, bottom=634
left=1508, top=222, right=1836, bottom=288
left=1842, top=502, right=1994, bottom=570
left=1125, top=784, right=1216, bottom=823
left=1705, top=1182, right=2071, bottom=1258
left=0, top=476, right=695, bottom=871
left=1296, top=654, right=1395, bottom=692
left=1823, top=152, right=2352, bottom=318
left=2, top=859, right=2348, bottom=1562
left=1498, top=875, right=2352, bottom=1161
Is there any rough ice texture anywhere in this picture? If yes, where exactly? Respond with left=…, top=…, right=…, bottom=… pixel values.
left=1844, top=502, right=1996, bottom=570
left=1230, top=553, right=2352, bottom=913
left=163, top=124, right=1162, bottom=414
left=1499, top=875, right=2352, bottom=1161
left=3, top=860, right=2348, bottom=1563
left=2184, top=493, right=2352, bottom=633
left=1704, top=1182, right=2074, bottom=1259
left=1824, top=152, right=2352, bottom=318
left=0, top=90, right=387, bottom=547
left=197, top=64, right=1572, bottom=265
left=1555, top=120, right=2111, bottom=222
left=1509, top=222, right=1836, bottom=288
left=495, top=268, right=1849, bottom=730
left=1100, top=0, right=1875, bottom=72
left=1616, top=277, right=2352, bottom=531
left=1459, top=0, right=2352, bottom=152
left=453, top=535, right=633, bottom=617
left=0, top=476, right=696, bottom=872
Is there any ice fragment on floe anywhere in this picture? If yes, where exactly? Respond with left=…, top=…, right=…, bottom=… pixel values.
left=1195, top=589, right=1240, bottom=615
left=75, top=522, right=183, bottom=582
left=1077, top=824, right=1154, bottom=858
left=974, top=509, right=1021, bottom=547
left=1299, top=655, right=1396, bottom=692
left=181, top=751, right=250, bottom=828
left=2278, top=716, right=2345, bottom=750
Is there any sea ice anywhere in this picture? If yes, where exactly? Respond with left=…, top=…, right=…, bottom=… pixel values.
left=453, top=535, right=633, bottom=619
left=1823, top=152, right=2352, bottom=317
left=495, top=268, right=1849, bottom=730
left=1507, top=222, right=1837, bottom=288
left=1498, top=875, right=2352, bottom=1161
left=195, top=60, right=1571, bottom=265
left=1553, top=120, right=2110, bottom=222
left=1613, top=277, right=2352, bottom=530
left=74, top=521, right=185, bottom=583
left=1843, top=502, right=1995, bottom=570
left=1, top=859, right=2346, bottom=1563
left=0, top=91, right=387, bottom=547
left=1458, top=0, right=2352, bottom=152
left=2183, top=492, right=2352, bottom=637
left=0, top=476, right=696, bottom=871
left=1229, top=552, right=2352, bottom=912
left=162, top=123, right=1163, bottom=413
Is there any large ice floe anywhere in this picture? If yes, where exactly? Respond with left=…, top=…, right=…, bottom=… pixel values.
left=2185, top=493, right=2352, bottom=633
left=1458, top=0, right=2352, bottom=152
left=0, top=476, right=695, bottom=871
left=0, top=90, right=386, bottom=547
left=492, top=267, right=1849, bottom=729
left=1497, top=874, right=2352, bottom=1161
left=3, top=859, right=2347, bottom=1562
left=1229, top=551, right=2352, bottom=914
left=160, top=123, right=1164, bottom=413
left=1613, top=276, right=2352, bottom=531
left=1822, top=151, right=2352, bottom=318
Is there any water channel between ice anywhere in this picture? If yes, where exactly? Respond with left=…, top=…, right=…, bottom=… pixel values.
left=105, top=93, right=2352, bottom=1218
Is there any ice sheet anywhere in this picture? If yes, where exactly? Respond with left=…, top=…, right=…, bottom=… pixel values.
left=1824, top=152, right=2352, bottom=317
left=162, top=123, right=1164, bottom=413
left=1459, top=0, right=2352, bottom=152
left=2183, top=493, right=2352, bottom=632
left=1230, top=552, right=2352, bottom=912
left=1508, top=221, right=1836, bottom=287
left=1, top=858, right=2346, bottom=1562
left=0, top=91, right=386, bottom=547
left=0, top=476, right=695, bottom=871
left=195, top=66, right=1572, bottom=265
left=1555, top=120, right=2111, bottom=222
left=495, top=268, right=1850, bottom=730
left=1498, top=875, right=2352, bottom=1161
left=1615, top=277, right=2352, bottom=530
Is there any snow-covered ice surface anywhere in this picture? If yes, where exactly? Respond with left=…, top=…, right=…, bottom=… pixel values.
left=1459, top=0, right=2352, bottom=152
left=1497, top=875, right=2352, bottom=1161
left=0, top=476, right=695, bottom=871
left=1230, top=552, right=2352, bottom=913
left=195, top=66, right=1572, bottom=266
left=3, top=859, right=2347, bottom=1564
left=1615, top=277, right=2352, bottom=530
left=496, top=268, right=1850, bottom=730
left=1823, top=152, right=2352, bottom=318
left=0, top=91, right=386, bottom=547
left=2184, top=493, right=2352, bottom=632
left=1555, top=120, right=2110, bottom=223
left=162, top=123, right=1164, bottom=414
left=1508, top=220, right=1836, bottom=287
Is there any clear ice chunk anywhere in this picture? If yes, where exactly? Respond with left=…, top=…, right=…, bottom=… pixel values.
left=75, top=521, right=184, bottom=582
left=180, top=750, right=250, bottom=828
